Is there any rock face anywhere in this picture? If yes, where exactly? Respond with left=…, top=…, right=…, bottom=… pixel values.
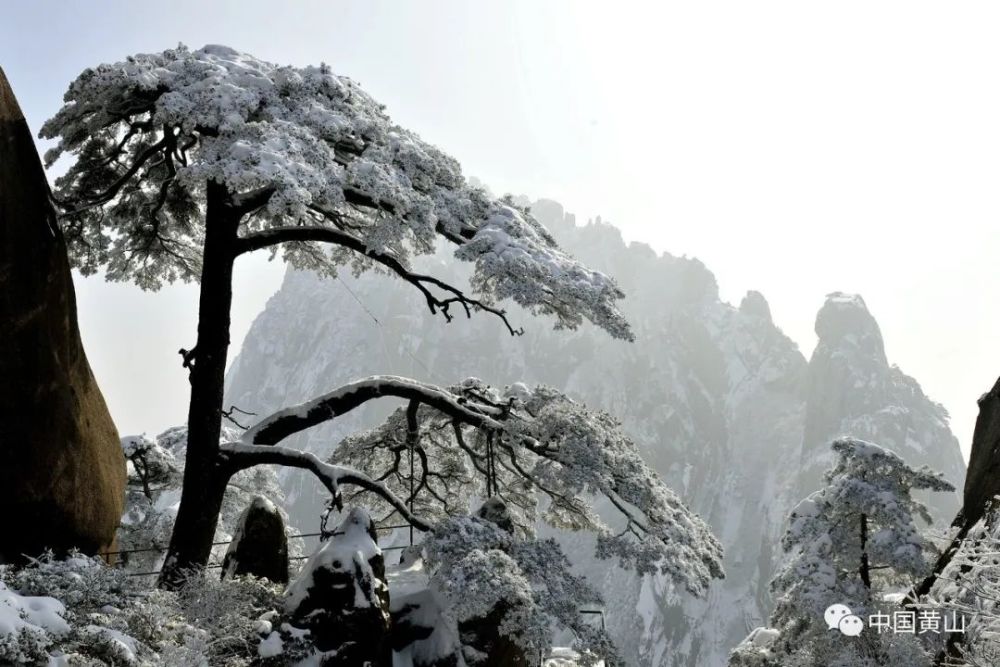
left=959, top=376, right=1000, bottom=528
left=0, top=67, right=125, bottom=561
left=227, top=199, right=965, bottom=666
left=284, top=507, right=391, bottom=666
left=221, top=496, right=289, bottom=583
left=912, top=375, right=1000, bottom=604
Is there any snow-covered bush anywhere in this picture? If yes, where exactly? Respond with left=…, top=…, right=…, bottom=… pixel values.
left=731, top=438, right=954, bottom=666
left=0, top=552, right=283, bottom=665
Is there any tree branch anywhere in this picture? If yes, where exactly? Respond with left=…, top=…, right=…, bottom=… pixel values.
left=243, top=375, right=507, bottom=446
left=55, top=135, right=171, bottom=215
left=234, top=223, right=523, bottom=335
left=221, top=441, right=432, bottom=531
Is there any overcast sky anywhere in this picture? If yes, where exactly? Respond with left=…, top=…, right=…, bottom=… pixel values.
left=3, top=1, right=998, bottom=457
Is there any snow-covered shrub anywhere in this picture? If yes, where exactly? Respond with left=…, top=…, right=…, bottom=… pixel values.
left=0, top=552, right=284, bottom=665
left=3, top=552, right=133, bottom=612
left=0, top=553, right=148, bottom=665
left=175, top=573, right=283, bottom=664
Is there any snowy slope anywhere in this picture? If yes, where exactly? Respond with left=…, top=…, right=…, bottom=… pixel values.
left=225, top=199, right=964, bottom=666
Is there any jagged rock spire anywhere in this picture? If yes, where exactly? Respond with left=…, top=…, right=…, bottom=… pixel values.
left=814, top=292, right=886, bottom=363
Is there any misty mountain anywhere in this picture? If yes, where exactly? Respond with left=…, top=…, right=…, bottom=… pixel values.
left=225, top=199, right=965, bottom=666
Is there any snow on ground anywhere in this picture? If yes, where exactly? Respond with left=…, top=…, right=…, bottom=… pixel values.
left=0, top=581, right=69, bottom=639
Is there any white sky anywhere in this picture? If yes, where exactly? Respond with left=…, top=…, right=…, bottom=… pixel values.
left=3, top=1, right=998, bottom=457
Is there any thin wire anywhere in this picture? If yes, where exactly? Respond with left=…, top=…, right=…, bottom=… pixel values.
left=336, top=275, right=381, bottom=325
left=122, top=544, right=410, bottom=576
left=101, top=526, right=412, bottom=559
left=336, top=275, right=443, bottom=382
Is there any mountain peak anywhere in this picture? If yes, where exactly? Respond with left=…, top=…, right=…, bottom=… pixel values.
left=814, top=292, right=885, bottom=362
left=739, top=290, right=772, bottom=322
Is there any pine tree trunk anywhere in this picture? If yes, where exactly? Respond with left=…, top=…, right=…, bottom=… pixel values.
left=159, top=180, right=239, bottom=589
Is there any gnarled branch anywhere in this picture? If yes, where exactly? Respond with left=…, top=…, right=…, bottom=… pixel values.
left=221, top=441, right=432, bottom=532
left=234, top=222, right=522, bottom=336
left=242, top=375, right=507, bottom=446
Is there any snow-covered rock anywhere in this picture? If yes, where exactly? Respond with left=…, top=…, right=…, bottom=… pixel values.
left=389, top=559, right=464, bottom=667
left=282, top=507, right=391, bottom=666
left=222, top=495, right=290, bottom=584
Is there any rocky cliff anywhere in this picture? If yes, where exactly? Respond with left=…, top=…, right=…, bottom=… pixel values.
left=226, top=199, right=964, bottom=666
left=0, top=67, right=125, bottom=561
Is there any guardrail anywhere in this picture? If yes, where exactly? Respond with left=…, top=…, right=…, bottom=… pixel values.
left=101, top=523, right=414, bottom=577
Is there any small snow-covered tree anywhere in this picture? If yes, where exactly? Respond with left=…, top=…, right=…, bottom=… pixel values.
left=119, top=433, right=182, bottom=572
left=43, top=44, right=633, bottom=586
left=732, top=438, right=953, bottom=667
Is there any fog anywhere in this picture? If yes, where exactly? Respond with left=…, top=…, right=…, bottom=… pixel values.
left=3, top=0, right=998, bottom=455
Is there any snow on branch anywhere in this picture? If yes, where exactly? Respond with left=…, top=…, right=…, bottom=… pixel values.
left=240, top=375, right=507, bottom=446
left=42, top=44, right=632, bottom=339
left=220, top=441, right=431, bottom=532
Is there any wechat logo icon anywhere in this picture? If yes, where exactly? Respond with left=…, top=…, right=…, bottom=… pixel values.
left=825, top=604, right=864, bottom=637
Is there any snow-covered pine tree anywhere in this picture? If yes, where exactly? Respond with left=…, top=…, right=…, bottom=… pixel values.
left=224, top=377, right=724, bottom=660
left=43, top=44, right=634, bottom=586
left=731, top=437, right=954, bottom=667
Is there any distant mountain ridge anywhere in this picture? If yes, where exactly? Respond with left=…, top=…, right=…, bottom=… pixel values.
left=226, top=199, right=965, bottom=666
